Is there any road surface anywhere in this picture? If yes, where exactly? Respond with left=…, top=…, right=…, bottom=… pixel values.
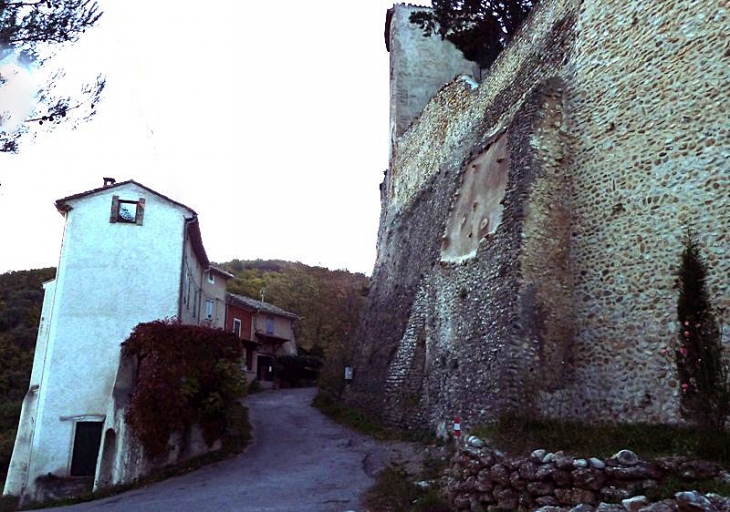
left=39, top=388, right=412, bottom=512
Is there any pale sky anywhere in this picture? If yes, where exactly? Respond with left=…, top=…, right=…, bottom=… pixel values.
left=0, top=0, right=426, bottom=275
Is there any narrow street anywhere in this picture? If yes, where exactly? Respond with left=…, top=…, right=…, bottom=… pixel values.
left=39, top=388, right=409, bottom=512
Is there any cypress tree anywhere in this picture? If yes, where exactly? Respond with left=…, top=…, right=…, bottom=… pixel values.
left=675, top=230, right=728, bottom=431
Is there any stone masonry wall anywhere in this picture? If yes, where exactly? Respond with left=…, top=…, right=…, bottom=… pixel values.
left=347, top=0, right=730, bottom=432
left=447, top=438, right=729, bottom=512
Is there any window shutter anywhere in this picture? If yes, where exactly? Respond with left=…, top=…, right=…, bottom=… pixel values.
left=110, top=195, right=119, bottom=223
left=136, top=198, right=145, bottom=225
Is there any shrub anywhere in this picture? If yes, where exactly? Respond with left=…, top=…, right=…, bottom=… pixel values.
left=674, top=231, right=729, bottom=432
left=122, top=319, right=246, bottom=457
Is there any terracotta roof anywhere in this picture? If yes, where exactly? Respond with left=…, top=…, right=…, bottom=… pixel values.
left=210, top=266, right=234, bottom=279
left=54, top=179, right=197, bottom=215
left=226, top=293, right=299, bottom=320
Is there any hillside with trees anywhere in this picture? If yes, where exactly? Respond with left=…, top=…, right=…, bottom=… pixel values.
left=220, top=259, right=369, bottom=356
left=0, top=267, right=55, bottom=487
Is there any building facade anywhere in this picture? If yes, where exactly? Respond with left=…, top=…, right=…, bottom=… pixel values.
left=225, top=293, right=298, bottom=387
left=4, top=179, right=227, bottom=503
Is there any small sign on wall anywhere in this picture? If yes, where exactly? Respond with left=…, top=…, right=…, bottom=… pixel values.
left=344, top=366, right=353, bottom=381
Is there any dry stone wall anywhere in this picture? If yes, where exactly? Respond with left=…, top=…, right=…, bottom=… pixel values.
left=447, top=439, right=729, bottom=512
left=347, top=0, right=730, bottom=432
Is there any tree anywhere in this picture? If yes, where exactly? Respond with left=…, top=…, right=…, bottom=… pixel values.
left=0, top=0, right=105, bottom=152
left=675, top=230, right=729, bottom=432
left=409, top=0, right=535, bottom=70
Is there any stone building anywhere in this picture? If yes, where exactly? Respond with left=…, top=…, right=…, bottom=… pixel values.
left=346, top=1, right=729, bottom=434
left=3, top=179, right=230, bottom=503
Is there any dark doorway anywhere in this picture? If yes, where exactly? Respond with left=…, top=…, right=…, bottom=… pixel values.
left=70, top=421, right=103, bottom=477
left=257, top=355, right=274, bottom=382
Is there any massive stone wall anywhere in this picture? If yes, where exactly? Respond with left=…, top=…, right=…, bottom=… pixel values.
left=347, top=0, right=730, bottom=433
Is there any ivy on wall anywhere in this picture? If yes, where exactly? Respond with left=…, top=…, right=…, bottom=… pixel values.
left=122, top=319, right=246, bottom=457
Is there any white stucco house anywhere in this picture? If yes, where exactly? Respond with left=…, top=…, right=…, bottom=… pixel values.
left=3, top=179, right=231, bottom=503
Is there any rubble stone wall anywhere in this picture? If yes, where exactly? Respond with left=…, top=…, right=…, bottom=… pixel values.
left=347, top=0, right=730, bottom=431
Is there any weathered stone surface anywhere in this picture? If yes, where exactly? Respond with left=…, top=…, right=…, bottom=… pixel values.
left=570, top=505, right=596, bottom=512
left=555, top=452, right=577, bottom=470
left=555, top=488, right=598, bottom=506
left=520, top=460, right=540, bottom=480
left=535, top=496, right=562, bottom=507
left=596, top=504, right=626, bottom=512
left=674, top=491, right=716, bottom=512
left=589, top=458, right=607, bottom=470
left=572, top=468, right=607, bottom=491
left=453, top=493, right=472, bottom=510
left=531, top=449, right=549, bottom=463
left=678, top=460, right=721, bottom=480
left=639, top=500, right=678, bottom=512
left=602, top=486, right=634, bottom=503
left=553, top=469, right=574, bottom=488
left=467, top=435, right=486, bottom=448
left=495, top=487, right=518, bottom=510
left=510, top=470, right=528, bottom=489
left=606, top=463, right=659, bottom=480
left=489, top=463, right=510, bottom=485
left=612, top=450, right=640, bottom=467
left=622, top=495, right=649, bottom=512
left=528, top=480, right=557, bottom=496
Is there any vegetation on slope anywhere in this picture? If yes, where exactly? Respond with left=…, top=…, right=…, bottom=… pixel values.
left=0, top=268, right=55, bottom=487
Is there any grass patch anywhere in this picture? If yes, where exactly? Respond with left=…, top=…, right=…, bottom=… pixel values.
left=471, top=414, right=730, bottom=464
left=312, top=392, right=438, bottom=443
left=364, top=465, right=450, bottom=512
left=13, top=404, right=251, bottom=511
left=313, top=392, right=390, bottom=440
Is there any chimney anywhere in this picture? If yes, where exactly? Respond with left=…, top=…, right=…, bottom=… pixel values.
left=103, top=177, right=116, bottom=187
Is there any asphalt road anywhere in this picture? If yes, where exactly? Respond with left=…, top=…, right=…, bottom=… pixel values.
left=40, top=388, right=400, bottom=512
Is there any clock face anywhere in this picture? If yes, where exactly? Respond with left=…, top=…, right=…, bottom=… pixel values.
left=118, top=203, right=136, bottom=222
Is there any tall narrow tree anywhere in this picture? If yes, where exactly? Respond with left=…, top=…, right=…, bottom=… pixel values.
left=675, top=230, right=728, bottom=432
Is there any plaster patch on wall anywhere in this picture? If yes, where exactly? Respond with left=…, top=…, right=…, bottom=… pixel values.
left=440, top=133, right=510, bottom=262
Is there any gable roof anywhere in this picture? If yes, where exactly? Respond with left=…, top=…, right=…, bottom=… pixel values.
left=54, top=179, right=197, bottom=215
left=54, top=179, right=212, bottom=269
left=227, top=293, right=299, bottom=320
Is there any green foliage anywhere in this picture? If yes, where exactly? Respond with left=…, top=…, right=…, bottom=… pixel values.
left=0, top=268, right=55, bottom=488
left=122, top=320, right=246, bottom=457
left=220, top=259, right=368, bottom=354
left=471, top=414, right=730, bottom=464
left=274, top=355, right=323, bottom=387
left=409, top=0, right=534, bottom=70
left=364, top=465, right=450, bottom=512
left=0, top=1, right=105, bottom=152
left=312, top=392, right=389, bottom=440
left=674, top=231, right=729, bottom=432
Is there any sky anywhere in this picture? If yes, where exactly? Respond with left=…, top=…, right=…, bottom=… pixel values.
left=0, top=0, right=427, bottom=276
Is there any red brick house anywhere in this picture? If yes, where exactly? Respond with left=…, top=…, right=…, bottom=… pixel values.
left=225, top=293, right=298, bottom=386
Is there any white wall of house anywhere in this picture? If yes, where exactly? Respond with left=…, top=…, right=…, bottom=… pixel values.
left=179, top=236, right=205, bottom=326
left=4, top=182, right=196, bottom=501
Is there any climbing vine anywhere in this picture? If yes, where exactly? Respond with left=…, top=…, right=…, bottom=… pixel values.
left=122, top=319, right=246, bottom=457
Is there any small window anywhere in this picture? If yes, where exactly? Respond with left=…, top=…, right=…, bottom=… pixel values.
left=233, top=318, right=242, bottom=337
left=205, top=299, right=214, bottom=320
left=110, top=196, right=145, bottom=225
left=207, top=272, right=215, bottom=284
left=266, top=315, right=275, bottom=335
